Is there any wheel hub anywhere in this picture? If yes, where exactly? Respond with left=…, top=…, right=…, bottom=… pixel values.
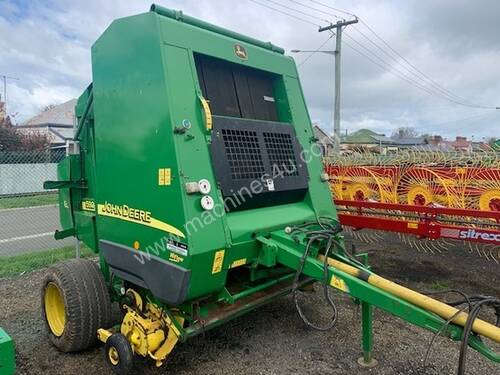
left=44, top=282, right=66, bottom=337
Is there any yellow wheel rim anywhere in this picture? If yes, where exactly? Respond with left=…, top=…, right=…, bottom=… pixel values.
left=108, top=347, right=120, bottom=366
left=407, top=185, right=433, bottom=206
left=479, top=190, right=500, bottom=211
left=347, top=183, right=371, bottom=201
left=44, top=282, right=66, bottom=337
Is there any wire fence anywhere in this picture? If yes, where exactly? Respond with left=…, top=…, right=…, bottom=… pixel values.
left=0, top=148, right=79, bottom=278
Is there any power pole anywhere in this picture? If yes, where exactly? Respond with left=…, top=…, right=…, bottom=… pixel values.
left=319, top=19, right=358, bottom=153
left=1, top=74, right=20, bottom=117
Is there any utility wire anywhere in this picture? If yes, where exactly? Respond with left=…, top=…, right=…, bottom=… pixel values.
left=297, top=33, right=335, bottom=67
left=262, top=0, right=331, bottom=23
left=341, top=38, right=471, bottom=105
left=308, top=0, right=356, bottom=17
left=299, top=0, right=500, bottom=109
left=248, top=0, right=322, bottom=27
left=251, top=0, right=500, bottom=110
left=355, top=19, right=487, bottom=106
left=348, top=25, right=475, bottom=104
left=284, top=0, right=343, bottom=20
left=349, top=23, right=495, bottom=109
left=341, top=32, right=498, bottom=109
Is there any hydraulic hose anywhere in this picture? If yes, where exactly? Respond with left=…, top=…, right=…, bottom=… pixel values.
left=320, top=256, right=500, bottom=343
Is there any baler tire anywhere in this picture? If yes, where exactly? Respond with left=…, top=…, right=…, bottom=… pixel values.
left=104, top=333, right=134, bottom=375
left=41, top=258, right=112, bottom=353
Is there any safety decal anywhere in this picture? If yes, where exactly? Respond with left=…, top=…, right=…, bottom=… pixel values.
left=166, top=239, right=188, bottom=256
left=330, top=275, right=349, bottom=293
left=158, top=168, right=171, bottom=186
left=212, top=250, right=225, bottom=274
left=230, top=258, right=247, bottom=269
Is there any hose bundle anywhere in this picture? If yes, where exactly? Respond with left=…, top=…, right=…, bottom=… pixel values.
left=288, top=218, right=343, bottom=331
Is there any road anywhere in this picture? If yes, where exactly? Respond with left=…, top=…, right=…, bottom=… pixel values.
left=0, top=205, right=72, bottom=256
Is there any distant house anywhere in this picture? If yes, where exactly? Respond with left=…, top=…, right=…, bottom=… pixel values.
left=427, top=135, right=489, bottom=152
left=341, top=128, right=426, bottom=154
left=341, top=129, right=386, bottom=146
left=313, top=124, right=335, bottom=156
left=16, top=99, right=76, bottom=151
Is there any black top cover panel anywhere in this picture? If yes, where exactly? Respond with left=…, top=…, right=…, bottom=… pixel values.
left=195, top=54, right=279, bottom=122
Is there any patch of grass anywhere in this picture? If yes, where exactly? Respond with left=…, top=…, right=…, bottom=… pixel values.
left=0, top=245, right=95, bottom=278
left=430, top=280, right=450, bottom=291
left=0, top=193, right=59, bottom=209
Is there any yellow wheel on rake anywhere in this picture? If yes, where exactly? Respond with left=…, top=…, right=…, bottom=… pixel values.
left=397, top=167, right=459, bottom=207
left=347, top=183, right=372, bottom=201
left=479, top=189, right=500, bottom=212
left=339, top=166, right=386, bottom=202
left=406, top=185, right=433, bottom=206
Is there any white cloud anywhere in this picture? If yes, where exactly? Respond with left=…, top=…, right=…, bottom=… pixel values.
left=1, top=0, right=499, bottom=138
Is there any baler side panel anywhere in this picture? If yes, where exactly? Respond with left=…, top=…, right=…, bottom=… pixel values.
left=282, top=75, right=338, bottom=219
left=91, top=14, right=188, bottom=262
left=161, top=43, right=229, bottom=299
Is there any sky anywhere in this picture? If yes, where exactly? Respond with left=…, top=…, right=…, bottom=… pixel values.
left=1, top=0, right=499, bottom=139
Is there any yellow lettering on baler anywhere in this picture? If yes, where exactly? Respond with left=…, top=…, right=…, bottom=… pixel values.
left=97, top=202, right=185, bottom=238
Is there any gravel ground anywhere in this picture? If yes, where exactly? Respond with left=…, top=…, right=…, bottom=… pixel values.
left=0, top=233, right=498, bottom=375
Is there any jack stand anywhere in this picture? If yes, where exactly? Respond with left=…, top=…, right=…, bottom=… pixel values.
left=357, top=301, right=378, bottom=368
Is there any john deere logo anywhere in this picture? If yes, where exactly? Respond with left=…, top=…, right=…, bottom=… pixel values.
left=234, top=44, right=248, bottom=59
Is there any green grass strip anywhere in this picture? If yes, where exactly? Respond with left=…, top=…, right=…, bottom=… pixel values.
left=0, top=193, right=59, bottom=209
left=0, top=245, right=95, bottom=278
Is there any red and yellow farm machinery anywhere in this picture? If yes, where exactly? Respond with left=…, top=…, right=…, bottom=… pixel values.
left=326, top=150, right=500, bottom=261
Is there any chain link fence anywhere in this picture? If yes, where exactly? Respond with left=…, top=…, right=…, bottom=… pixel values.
left=0, top=148, right=80, bottom=278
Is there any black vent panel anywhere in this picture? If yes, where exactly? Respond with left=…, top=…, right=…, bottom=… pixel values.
left=221, top=128, right=265, bottom=180
left=263, top=132, right=299, bottom=177
left=210, top=116, right=309, bottom=202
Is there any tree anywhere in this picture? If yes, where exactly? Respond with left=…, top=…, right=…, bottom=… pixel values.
left=391, top=127, right=419, bottom=139
left=42, top=103, right=57, bottom=112
left=487, top=138, right=500, bottom=151
left=0, top=116, right=22, bottom=151
left=0, top=116, right=51, bottom=151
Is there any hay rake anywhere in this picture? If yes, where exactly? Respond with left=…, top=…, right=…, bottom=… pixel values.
left=326, top=149, right=500, bottom=261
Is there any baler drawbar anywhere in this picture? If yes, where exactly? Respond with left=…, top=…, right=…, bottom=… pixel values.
left=41, top=4, right=499, bottom=374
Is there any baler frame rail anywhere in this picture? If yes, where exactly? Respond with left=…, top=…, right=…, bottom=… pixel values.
left=261, top=231, right=500, bottom=364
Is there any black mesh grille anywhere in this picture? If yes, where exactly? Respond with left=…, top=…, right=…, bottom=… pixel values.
left=221, top=128, right=266, bottom=180
left=263, top=132, right=299, bottom=176
left=210, top=116, right=309, bottom=202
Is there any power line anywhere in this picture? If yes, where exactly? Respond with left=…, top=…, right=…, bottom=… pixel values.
left=307, top=0, right=356, bottom=17
left=297, top=0, right=500, bottom=109
left=348, top=25, right=472, bottom=103
left=284, top=0, right=343, bottom=20
left=250, top=0, right=500, bottom=110
left=248, top=0, right=322, bottom=27
left=340, top=32, right=490, bottom=108
left=297, top=33, right=334, bottom=67
left=355, top=19, right=484, bottom=105
left=340, top=38, right=469, bottom=104
left=349, top=22, right=495, bottom=109
left=253, top=0, right=466, bottom=106
left=264, top=0, right=331, bottom=23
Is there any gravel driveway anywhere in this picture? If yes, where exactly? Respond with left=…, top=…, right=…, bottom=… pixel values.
left=0, top=233, right=498, bottom=374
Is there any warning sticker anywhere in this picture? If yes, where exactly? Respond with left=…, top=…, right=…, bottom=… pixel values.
left=169, top=252, right=184, bottom=263
left=407, top=222, right=419, bottom=230
left=330, top=275, right=349, bottom=293
left=166, top=239, right=188, bottom=256
left=230, top=258, right=247, bottom=269
left=212, top=250, right=225, bottom=274
left=158, top=168, right=171, bottom=186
